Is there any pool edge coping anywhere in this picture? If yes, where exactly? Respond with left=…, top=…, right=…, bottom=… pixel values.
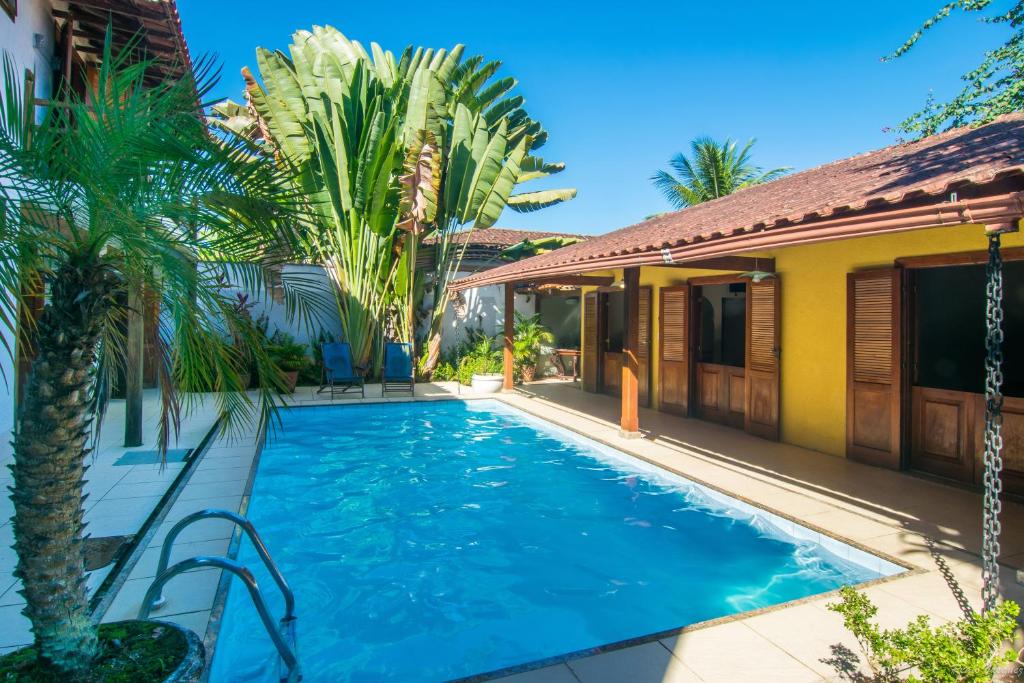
left=89, top=415, right=224, bottom=621
left=202, top=394, right=939, bottom=682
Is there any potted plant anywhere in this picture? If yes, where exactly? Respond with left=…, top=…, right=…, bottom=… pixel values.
left=513, top=313, right=554, bottom=383
left=266, top=331, right=311, bottom=393
left=0, top=621, right=205, bottom=682
left=455, top=334, right=504, bottom=393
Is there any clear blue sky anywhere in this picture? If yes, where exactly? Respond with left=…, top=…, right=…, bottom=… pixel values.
left=177, top=1, right=1009, bottom=236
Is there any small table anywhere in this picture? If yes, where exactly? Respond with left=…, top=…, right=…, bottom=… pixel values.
left=554, top=349, right=581, bottom=380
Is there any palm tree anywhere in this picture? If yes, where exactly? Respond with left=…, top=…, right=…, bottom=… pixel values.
left=0, top=37, right=313, bottom=676
left=210, top=27, right=576, bottom=373
left=652, top=137, right=790, bottom=209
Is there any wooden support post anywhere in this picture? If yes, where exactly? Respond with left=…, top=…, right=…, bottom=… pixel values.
left=503, top=283, right=515, bottom=391
left=124, top=289, right=144, bottom=447
left=621, top=267, right=640, bottom=436
left=15, top=271, right=44, bottom=412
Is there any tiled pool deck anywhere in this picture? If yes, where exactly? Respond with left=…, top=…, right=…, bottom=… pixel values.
left=3, top=381, right=1024, bottom=681
left=0, top=391, right=220, bottom=652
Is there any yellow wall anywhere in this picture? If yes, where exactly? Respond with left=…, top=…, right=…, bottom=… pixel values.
left=774, top=223, right=1023, bottom=456
left=576, top=224, right=1024, bottom=458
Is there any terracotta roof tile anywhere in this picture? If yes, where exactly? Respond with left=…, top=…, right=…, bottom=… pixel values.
left=424, top=228, right=586, bottom=247
left=453, top=114, right=1024, bottom=288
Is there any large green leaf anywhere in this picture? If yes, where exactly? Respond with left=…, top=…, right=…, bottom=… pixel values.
left=505, top=188, right=577, bottom=213
left=517, top=156, right=566, bottom=183
left=474, top=136, right=527, bottom=228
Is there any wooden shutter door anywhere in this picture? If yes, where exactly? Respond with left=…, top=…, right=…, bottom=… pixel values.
left=659, top=286, right=690, bottom=415
left=582, top=292, right=599, bottom=392
left=745, top=278, right=781, bottom=440
left=846, top=270, right=903, bottom=468
left=638, top=287, right=651, bottom=406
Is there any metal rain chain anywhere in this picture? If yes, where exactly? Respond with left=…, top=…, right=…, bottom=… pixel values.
left=981, top=231, right=1006, bottom=613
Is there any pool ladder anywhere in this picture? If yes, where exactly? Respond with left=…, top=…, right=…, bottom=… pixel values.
left=138, top=509, right=301, bottom=682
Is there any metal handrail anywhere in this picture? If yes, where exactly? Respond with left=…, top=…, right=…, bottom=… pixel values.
left=138, top=556, right=300, bottom=678
left=150, top=508, right=294, bottom=618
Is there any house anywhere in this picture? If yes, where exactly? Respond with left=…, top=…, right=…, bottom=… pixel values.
left=451, top=115, right=1024, bottom=495
left=420, top=228, right=586, bottom=355
left=0, top=0, right=192, bottom=432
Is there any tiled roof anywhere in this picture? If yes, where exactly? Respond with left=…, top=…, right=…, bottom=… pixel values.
left=452, top=114, right=1024, bottom=289
left=424, top=228, right=586, bottom=247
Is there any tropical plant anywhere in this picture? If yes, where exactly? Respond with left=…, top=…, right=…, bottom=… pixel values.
left=889, top=1, right=1024, bottom=137
left=454, top=332, right=503, bottom=385
left=417, top=60, right=576, bottom=374
left=431, top=359, right=457, bottom=382
left=210, top=27, right=576, bottom=374
left=513, top=312, right=554, bottom=381
left=0, top=36, right=314, bottom=676
left=652, top=137, right=790, bottom=209
left=265, top=331, right=310, bottom=393
left=827, top=586, right=1019, bottom=682
left=500, top=235, right=583, bottom=260
left=266, top=331, right=310, bottom=372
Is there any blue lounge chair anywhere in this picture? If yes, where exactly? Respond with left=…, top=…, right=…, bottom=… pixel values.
left=319, top=342, right=365, bottom=398
left=382, top=342, right=414, bottom=396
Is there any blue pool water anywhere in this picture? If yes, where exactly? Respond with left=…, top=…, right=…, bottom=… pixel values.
left=210, top=400, right=898, bottom=682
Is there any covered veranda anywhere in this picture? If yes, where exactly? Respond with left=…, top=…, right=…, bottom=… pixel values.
left=449, top=115, right=1024, bottom=488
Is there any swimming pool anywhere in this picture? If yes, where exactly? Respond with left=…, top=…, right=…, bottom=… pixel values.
left=210, top=400, right=901, bottom=682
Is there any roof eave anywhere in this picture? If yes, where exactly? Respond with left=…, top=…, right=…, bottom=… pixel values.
left=449, top=191, right=1024, bottom=291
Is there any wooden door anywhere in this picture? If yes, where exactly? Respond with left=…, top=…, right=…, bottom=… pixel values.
left=582, top=292, right=598, bottom=392
left=696, top=363, right=727, bottom=422
left=979, top=396, right=1024, bottom=496
left=603, top=352, right=622, bottom=396
left=745, top=279, right=781, bottom=440
left=911, top=387, right=975, bottom=482
left=696, top=363, right=745, bottom=427
left=659, top=286, right=691, bottom=415
left=847, top=269, right=903, bottom=468
left=638, top=287, right=651, bottom=407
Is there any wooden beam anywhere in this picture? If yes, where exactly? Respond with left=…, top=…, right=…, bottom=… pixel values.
left=62, top=11, right=75, bottom=89
left=662, top=255, right=775, bottom=272
left=66, top=0, right=166, bottom=22
left=124, top=289, right=144, bottom=447
left=896, top=246, right=1024, bottom=269
left=503, top=283, right=515, bottom=391
left=71, top=22, right=178, bottom=50
left=517, top=275, right=615, bottom=288
left=15, top=272, right=44, bottom=412
left=620, top=267, right=640, bottom=436
left=54, top=8, right=178, bottom=41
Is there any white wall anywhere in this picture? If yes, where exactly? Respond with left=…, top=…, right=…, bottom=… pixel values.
left=220, top=264, right=342, bottom=350
left=431, top=273, right=535, bottom=353
left=0, top=0, right=54, bottom=435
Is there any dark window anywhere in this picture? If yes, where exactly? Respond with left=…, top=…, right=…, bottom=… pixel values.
left=696, top=284, right=746, bottom=368
left=722, top=297, right=746, bottom=367
left=914, top=261, right=1024, bottom=396
left=539, top=295, right=580, bottom=348
left=605, top=292, right=624, bottom=352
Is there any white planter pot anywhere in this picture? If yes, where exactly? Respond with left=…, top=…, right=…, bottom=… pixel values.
left=471, top=373, right=504, bottom=394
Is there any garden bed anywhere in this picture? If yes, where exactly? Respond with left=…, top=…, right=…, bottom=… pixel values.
left=0, top=621, right=200, bottom=682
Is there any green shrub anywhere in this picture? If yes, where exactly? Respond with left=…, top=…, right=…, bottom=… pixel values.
left=265, top=331, right=310, bottom=373
left=513, top=312, right=554, bottom=370
left=432, top=360, right=456, bottom=382
left=827, top=586, right=1019, bottom=682
left=454, top=334, right=503, bottom=385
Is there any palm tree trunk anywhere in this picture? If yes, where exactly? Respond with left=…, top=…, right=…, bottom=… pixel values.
left=10, top=256, right=118, bottom=675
